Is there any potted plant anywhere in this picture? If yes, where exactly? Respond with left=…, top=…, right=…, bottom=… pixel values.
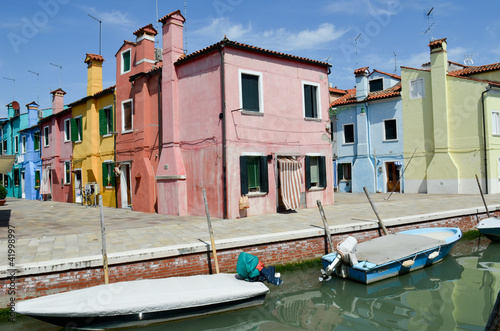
left=0, top=184, right=7, bottom=206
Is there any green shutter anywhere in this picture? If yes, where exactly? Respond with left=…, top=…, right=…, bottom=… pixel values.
left=305, top=156, right=311, bottom=189
left=338, top=163, right=344, bottom=181
left=99, top=109, right=106, bottom=136
left=259, top=156, right=268, bottom=193
left=108, top=106, right=114, bottom=134
left=78, top=118, right=83, bottom=141
left=310, top=157, right=319, bottom=185
left=102, top=162, right=108, bottom=186
left=70, top=118, right=77, bottom=142
left=34, top=132, right=39, bottom=150
left=319, top=156, right=327, bottom=188
left=241, top=74, right=259, bottom=112
left=123, top=51, right=131, bottom=72
left=240, top=156, right=248, bottom=195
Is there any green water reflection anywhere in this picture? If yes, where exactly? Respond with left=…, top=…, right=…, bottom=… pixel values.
left=5, top=238, right=498, bottom=330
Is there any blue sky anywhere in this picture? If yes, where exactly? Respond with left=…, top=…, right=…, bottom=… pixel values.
left=1, top=0, right=500, bottom=109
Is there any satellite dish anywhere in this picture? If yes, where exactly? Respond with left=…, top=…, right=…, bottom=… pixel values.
left=11, top=101, right=20, bottom=110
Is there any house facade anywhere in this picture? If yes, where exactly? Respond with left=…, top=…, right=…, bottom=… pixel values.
left=332, top=68, right=402, bottom=193
left=156, top=11, right=334, bottom=219
left=115, top=24, right=161, bottom=213
left=401, top=38, right=500, bottom=194
left=39, top=89, right=73, bottom=202
left=69, top=54, right=116, bottom=207
left=0, top=101, right=42, bottom=199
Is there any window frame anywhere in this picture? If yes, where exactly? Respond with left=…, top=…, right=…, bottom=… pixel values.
left=35, top=169, right=40, bottom=188
left=492, top=111, right=500, bottom=136
left=99, top=105, right=114, bottom=136
left=305, top=155, right=327, bottom=190
left=71, top=116, right=83, bottom=143
left=64, top=161, right=71, bottom=185
left=21, top=135, right=26, bottom=154
left=240, top=154, right=268, bottom=196
left=343, top=123, right=355, bottom=144
left=34, top=131, right=40, bottom=151
left=14, top=135, right=19, bottom=154
left=121, top=99, right=133, bottom=133
left=102, top=161, right=116, bottom=188
left=369, top=78, right=384, bottom=92
left=338, top=163, right=352, bottom=181
left=43, top=126, right=50, bottom=147
left=383, top=118, right=398, bottom=141
left=239, top=69, right=264, bottom=114
left=64, top=118, right=71, bottom=142
left=409, top=78, right=425, bottom=99
left=302, top=81, right=321, bottom=119
left=121, top=48, right=132, bottom=75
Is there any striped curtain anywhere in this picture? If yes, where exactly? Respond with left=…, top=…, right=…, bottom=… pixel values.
left=278, top=158, right=301, bottom=210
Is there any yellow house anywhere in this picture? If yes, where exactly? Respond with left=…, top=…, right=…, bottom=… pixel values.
left=69, top=53, right=116, bottom=207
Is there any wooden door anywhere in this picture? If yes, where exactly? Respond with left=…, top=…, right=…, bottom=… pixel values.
left=386, top=162, right=400, bottom=192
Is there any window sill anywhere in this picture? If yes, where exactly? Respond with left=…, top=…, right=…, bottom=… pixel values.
left=121, top=130, right=133, bottom=134
left=103, top=134, right=113, bottom=138
left=307, top=187, right=325, bottom=192
left=241, top=110, right=263, bottom=116
left=247, top=192, right=267, bottom=197
left=383, top=139, right=398, bottom=142
left=304, top=117, right=322, bottom=122
left=342, top=142, right=355, bottom=145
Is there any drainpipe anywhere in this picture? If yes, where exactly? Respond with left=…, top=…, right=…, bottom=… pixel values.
left=156, top=71, right=162, bottom=213
left=218, top=42, right=227, bottom=219
left=113, top=91, right=118, bottom=208
left=482, top=88, right=489, bottom=194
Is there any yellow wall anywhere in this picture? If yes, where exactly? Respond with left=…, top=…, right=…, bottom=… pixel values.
left=72, top=91, right=116, bottom=207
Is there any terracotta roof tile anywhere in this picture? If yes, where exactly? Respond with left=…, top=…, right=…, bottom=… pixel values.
left=133, top=23, right=157, bottom=36
left=85, top=53, right=104, bottom=63
left=370, top=69, right=400, bottom=80
left=354, top=67, right=369, bottom=76
left=330, top=83, right=401, bottom=106
left=330, top=88, right=356, bottom=106
left=429, top=38, right=447, bottom=48
left=449, top=62, right=500, bottom=77
left=329, top=87, right=347, bottom=95
left=175, top=38, right=331, bottom=68
left=50, top=88, right=66, bottom=95
left=158, top=10, right=185, bottom=24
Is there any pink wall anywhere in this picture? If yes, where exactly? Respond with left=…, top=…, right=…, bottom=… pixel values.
left=115, top=29, right=160, bottom=213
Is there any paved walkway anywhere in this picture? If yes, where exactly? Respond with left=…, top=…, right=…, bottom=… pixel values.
left=1, top=192, right=499, bottom=277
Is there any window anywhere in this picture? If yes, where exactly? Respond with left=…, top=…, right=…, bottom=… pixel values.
left=64, top=119, right=71, bottom=142
left=71, top=116, right=83, bottom=142
left=303, top=82, right=321, bottom=119
left=14, top=136, right=18, bottom=153
left=34, top=131, right=40, bottom=151
left=410, top=78, right=425, bottom=99
left=102, top=162, right=116, bottom=187
left=64, top=161, right=71, bottom=184
left=492, top=112, right=500, bottom=135
left=99, top=106, right=113, bottom=136
left=14, top=169, right=19, bottom=186
left=3, top=174, right=7, bottom=187
left=240, top=155, right=268, bottom=194
left=35, top=170, right=40, bottom=188
left=306, top=155, right=327, bottom=189
left=239, top=70, right=263, bottom=113
left=21, top=136, right=26, bottom=154
left=43, top=126, right=49, bottom=147
left=384, top=119, right=398, bottom=141
left=2, top=140, right=6, bottom=153
left=343, top=123, right=355, bottom=144
left=121, top=49, right=131, bottom=74
left=338, top=163, right=352, bottom=181
left=369, top=78, right=383, bottom=92
left=122, top=99, right=133, bottom=132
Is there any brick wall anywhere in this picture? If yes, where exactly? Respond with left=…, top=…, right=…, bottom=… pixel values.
left=1, top=212, right=490, bottom=306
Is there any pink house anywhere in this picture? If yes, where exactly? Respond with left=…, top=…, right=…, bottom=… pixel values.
left=115, top=24, right=161, bottom=213
left=40, top=88, right=73, bottom=202
left=156, top=11, right=334, bottom=219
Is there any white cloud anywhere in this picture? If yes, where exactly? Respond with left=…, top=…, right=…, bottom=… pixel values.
left=324, top=0, right=402, bottom=17
left=193, top=18, right=347, bottom=53
left=447, top=46, right=470, bottom=63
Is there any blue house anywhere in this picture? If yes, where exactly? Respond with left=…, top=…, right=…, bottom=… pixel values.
left=0, top=101, right=44, bottom=199
left=331, top=68, right=403, bottom=193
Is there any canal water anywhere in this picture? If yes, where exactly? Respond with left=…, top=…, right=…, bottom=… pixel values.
left=4, top=237, right=499, bottom=330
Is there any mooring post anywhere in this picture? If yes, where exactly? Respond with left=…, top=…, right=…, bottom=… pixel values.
left=317, top=200, right=334, bottom=253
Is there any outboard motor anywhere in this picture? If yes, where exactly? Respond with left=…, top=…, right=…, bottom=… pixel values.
left=321, top=236, right=358, bottom=281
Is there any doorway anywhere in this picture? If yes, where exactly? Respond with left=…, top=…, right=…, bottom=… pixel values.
left=21, top=171, right=25, bottom=199
left=120, top=163, right=132, bottom=209
left=74, top=169, right=82, bottom=203
left=386, top=162, right=401, bottom=193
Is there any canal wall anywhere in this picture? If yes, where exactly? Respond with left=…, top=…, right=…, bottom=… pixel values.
left=1, top=208, right=494, bottom=307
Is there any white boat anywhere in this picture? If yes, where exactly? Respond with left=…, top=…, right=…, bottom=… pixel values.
left=16, top=273, right=269, bottom=330
left=320, top=227, right=462, bottom=284
left=477, top=217, right=500, bottom=242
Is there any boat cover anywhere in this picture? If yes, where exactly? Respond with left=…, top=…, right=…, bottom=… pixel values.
left=16, top=273, right=269, bottom=317
left=354, top=233, right=447, bottom=266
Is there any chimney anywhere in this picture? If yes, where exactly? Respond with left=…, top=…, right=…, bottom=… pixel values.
left=50, top=88, right=66, bottom=115
left=133, top=24, right=158, bottom=73
left=354, top=67, right=369, bottom=101
left=84, top=53, right=104, bottom=96
left=25, top=101, right=39, bottom=125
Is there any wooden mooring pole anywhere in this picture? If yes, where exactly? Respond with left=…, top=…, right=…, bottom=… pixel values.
left=99, top=195, right=109, bottom=284
left=363, top=186, right=388, bottom=235
left=317, top=200, right=334, bottom=253
left=203, top=189, right=219, bottom=274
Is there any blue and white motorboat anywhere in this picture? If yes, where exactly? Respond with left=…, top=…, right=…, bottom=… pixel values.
left=320, top=227, right=462, bottom=284
left=477, top=217, right=500, bottom=242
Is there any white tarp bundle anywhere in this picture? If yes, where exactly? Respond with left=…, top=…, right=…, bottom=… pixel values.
left=16, top=273, right=269, bottom=317
left=0, top=155, right=15, bottom=174
left=278, top=157, right=301, bottom=210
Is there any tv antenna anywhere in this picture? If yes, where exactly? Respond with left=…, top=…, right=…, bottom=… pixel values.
left=424, top=7, right=435, bottom=42
left=393, top=52, right=397, bottom=74
left=88, top=14, right=102, bottom=55
left=184, top=0, right=188, bottom=54
left=28, top=70, right=40, bottom=104
left=355, top=33, right=362, bottom=67
left=464, top=54, right=474, bottom=66
left=3, top=77, right=15, bottom=100
left=50, top=63, right=63, bottom=88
